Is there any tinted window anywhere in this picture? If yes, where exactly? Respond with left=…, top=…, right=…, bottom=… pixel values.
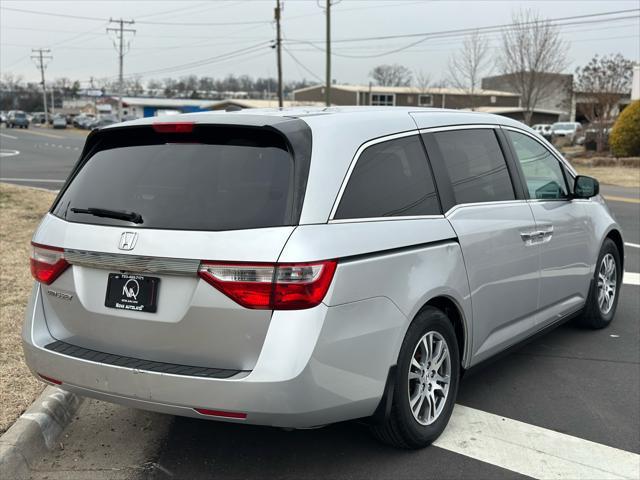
left=431, top=129, right=515, bottom=204
left=334, top=135, right=440, bottom=219
left=507, top=130, right=568, bottom=200
left=53, top=142, right=294, bottom=231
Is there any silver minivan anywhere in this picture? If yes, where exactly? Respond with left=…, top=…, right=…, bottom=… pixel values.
left=23, top=108, right=624, bottom=448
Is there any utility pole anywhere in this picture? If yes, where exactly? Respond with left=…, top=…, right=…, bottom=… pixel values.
left=107, top=18, right=135, bottom=121
left=325, top=0, right=331, bottom=106
left=31, top=48, right=52, bottom=125
left=274, top=1, right=283, bottom=108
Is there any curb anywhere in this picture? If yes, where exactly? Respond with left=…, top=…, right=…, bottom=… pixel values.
left=0, top=386, right=84, bottom=479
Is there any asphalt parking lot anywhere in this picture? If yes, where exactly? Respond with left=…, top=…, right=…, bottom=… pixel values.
left=1, top=125, right=639, bottom=479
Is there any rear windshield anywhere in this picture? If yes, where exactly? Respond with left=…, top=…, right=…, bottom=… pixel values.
left=14, top=112, right=26, bottom=118
left=52, top=134, right=295, bottom=231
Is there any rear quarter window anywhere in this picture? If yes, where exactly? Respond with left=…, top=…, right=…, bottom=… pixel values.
left=334, top=135, right=441, bottom=219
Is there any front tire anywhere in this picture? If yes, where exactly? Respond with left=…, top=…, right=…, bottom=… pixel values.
left=370, top=306, right=460, bottom=449
left=576, top=238, right=621, bottom=329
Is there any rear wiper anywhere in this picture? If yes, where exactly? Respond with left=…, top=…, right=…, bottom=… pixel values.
left=70, top=207, right=143, bottom=224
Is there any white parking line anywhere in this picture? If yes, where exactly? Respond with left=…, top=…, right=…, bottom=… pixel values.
left=623, top=272, right=640, bottom=286
left=436, top=404, right=640, bottom=479
left=0, top=149, right=20, bottom=157
left=625, top=242, right=640, bottom=249
left=0, top=132, right=18, bottom=140
left=0, top=177, right=64, bottom=183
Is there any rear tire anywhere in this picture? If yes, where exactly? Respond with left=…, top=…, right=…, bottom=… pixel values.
left=575, top=238, right=621, bottom=329
left=370, top=306, right=460, bottom=449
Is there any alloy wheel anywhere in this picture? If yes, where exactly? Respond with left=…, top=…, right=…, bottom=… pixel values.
left=597, top=253, right=617, bottom=315
left=407, top=331, right=451, bottom=426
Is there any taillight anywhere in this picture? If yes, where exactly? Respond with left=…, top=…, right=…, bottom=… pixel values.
left=30, top=243, right=69, bottom=285
left=38, top=374, right=62, bottom=385
left=194, top=408, right=247, bottom=419
left=152, top=122, right=194, bottom=133
left=198, top=260, right=337, bottom=310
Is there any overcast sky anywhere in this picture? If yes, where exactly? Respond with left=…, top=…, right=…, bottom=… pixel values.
left=1, top=0, right=638, bottom=88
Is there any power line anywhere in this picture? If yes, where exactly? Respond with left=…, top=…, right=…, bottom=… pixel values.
left=283, top=47, right=323, bottom=82
left=135, top=1, right=211, bottom=20
left=30, top=48, right=52, bottom=124
left=295, top=8, right=639, bottom=44
left=119, top=42, right=271, bottom=78
left=2, top=7, right=104, bottom=22
left=0, top=6, right=271, bottom=26
left=286, top=11, right=639, bottom=59
left=107, top=18, right=136, bottom=121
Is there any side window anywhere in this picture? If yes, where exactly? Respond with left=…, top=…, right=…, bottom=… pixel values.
left=430, top=129, right=515, bottom=205
left=507, top=130, right=569, bottom=200
left=334, top=135, right=440, bottom=219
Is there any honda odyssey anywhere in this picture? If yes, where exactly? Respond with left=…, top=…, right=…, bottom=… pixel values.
left=23, top=107, right=624, bottom=448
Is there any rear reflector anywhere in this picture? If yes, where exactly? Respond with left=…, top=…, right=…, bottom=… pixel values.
left=30, top=243, right=69, bottom=285
left=152, top=122, right=194, bottom=133
left=194, top=408, right=247, bottom=419
left=198, top=260, right=337, bottom=310
left=38, top=374, right=62, bottom=385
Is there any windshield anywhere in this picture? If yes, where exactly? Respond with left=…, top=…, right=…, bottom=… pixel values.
left=14, top=112, right=26, bottom=119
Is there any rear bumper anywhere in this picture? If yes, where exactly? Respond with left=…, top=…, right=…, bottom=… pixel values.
left=23, top=284, right=407, bottom=428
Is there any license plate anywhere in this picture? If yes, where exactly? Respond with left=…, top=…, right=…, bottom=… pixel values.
left=105, top=273, right=159, bottom=313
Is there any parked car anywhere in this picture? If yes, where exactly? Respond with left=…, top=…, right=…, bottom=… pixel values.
left=532, top=123, right=552, bottom=140
left=52, top=115, right=67, bottom=129
left=30, top=112, right=46, bottom=125
left=551, top=122, right=582, bottom=145
left=0, top=111, right=7, bottom=124
left=23, top=108, right=623, bottom=449
left=89, top=117, right=118, bottom=130
left=6, top=110, right=29, bottom=128
left=73, top=114, right=95, bottom=129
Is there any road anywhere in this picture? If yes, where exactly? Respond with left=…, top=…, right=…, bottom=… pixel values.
left=2, top=125, right=639, bottom=479
left=0, top=125, right=85, bottom=189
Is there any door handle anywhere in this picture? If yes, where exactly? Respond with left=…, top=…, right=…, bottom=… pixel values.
left=520, top=227, right=553, bottom=246
left=520, top=231, right=539, bottom=246
left=538, top=225, right=554, bottom=243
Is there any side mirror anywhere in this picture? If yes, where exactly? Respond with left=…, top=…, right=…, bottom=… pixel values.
left=573, top=175, right=599, bottom=199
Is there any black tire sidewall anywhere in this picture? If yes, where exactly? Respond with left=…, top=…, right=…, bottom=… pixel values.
left=393, top=307, right=460, bottom=446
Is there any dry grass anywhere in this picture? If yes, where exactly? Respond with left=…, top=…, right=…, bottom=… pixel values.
left=0, top=183, right=56, bottom=433
left=572, top=165, right=640, bottom=188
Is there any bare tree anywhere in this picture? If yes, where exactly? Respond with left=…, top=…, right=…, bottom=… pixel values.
left=448, top=30, right=492, bottom=110
left=574, top=54, right=634, bottom=152
left=499, top=9, right=569, bottom=125
left=370, top=64, right=413, bottom=87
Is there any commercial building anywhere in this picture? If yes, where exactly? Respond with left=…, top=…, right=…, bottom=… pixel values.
left=293, top=84, right=520, bottom=109
left=481, top=72, right=574, bottom=121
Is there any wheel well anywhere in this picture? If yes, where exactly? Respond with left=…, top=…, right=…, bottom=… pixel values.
left=606, top=229, right=624, bottom=271
left=423, top=296, right=466, bottom=363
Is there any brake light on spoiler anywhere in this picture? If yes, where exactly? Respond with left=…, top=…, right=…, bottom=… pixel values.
left=30, top=243, right=70, bottom=285
left=152, top=122, right=194, bottom=133
left=198, top=260, right=337, bottom=310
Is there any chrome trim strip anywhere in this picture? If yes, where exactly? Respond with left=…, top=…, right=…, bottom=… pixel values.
left=418, top=124, right=498, bottom=134
left=64, top=249, right=199, bottom=276
left=328, top=129, right=420, bottom=220
left=444, top=199, right=528, bottom=217
left=328, top=214, right=445, bottom=224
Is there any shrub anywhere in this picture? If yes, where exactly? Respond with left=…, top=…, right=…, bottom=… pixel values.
left=610, top=100, right=640, bottom=157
